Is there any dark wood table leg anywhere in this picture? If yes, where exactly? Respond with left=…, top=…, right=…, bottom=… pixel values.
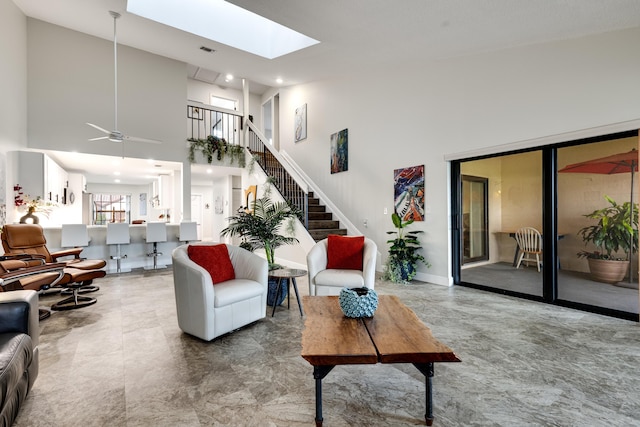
left=271, top=278, right=283, bottom=317
left=313, top=365, right=335, bottom=427
left=509, top=233, right=520, bottom=267
left=291, top=277, right=304, bottom=316
left=414, top=362, right=435, bottom=426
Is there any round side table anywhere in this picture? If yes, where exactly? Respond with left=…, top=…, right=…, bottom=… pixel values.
left=268, top=268, right=307, bottom=317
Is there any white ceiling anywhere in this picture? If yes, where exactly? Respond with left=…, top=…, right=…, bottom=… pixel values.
left=12, top=0, right=640, bottom=185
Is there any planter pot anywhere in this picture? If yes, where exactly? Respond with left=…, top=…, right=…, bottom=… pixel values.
left=587, top=258, right=629, bottom=284
left=339, top=287, right=379, bottom=318
left=386, top=259, right=417, bottom=284
left=267, top=277, right=287, bottom=306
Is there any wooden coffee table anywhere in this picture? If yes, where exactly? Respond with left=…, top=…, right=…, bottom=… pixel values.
left=301, top=295, right=461, bottom=426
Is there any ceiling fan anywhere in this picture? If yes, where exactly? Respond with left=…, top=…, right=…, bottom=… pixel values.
left=86, top=11, right=161, bottom=144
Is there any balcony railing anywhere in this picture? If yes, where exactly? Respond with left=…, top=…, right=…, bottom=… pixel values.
left=186, top=102, right=309, bottom=227
left=187, top=102, right=243, bottom=145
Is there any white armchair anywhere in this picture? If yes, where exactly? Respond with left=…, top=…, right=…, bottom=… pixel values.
left=307, top=237, right=377, bottom=296
left=172, top=243, right=268, bottom=341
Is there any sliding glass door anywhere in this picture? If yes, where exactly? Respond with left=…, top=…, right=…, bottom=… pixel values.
left=453, top=130, right=639, bottom=320
left=459, top=151, right=543, bottom=297
left=557, top=137, right=639, bottom=315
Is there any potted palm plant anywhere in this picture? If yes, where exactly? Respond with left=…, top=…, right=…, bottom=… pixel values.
left=383, top=212, right=430, bottom=284
left=577, top=195, right=638, bottom=284
left=220, top=195, right=300, bottom=305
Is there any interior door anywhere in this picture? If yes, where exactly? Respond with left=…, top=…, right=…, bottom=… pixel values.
left=462, top=175, right=488, bottom=264
left=190, top=193, right=203, bottom=240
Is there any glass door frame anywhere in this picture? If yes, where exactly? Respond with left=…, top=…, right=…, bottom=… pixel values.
left=451, top=130, right=638, bottom=321
left=461, top=175, right=489, bottom=264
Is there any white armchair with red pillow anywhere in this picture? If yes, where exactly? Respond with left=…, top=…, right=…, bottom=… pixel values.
left=171, top=242, right=268, bottom=341
left=307, top=235, right=377, bottom=296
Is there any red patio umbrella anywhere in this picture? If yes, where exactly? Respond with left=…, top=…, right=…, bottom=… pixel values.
left=558, top=148, right=638, bottom=281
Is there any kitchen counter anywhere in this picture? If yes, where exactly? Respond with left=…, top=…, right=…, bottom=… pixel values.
left=43, top=223, right=186, bottom=273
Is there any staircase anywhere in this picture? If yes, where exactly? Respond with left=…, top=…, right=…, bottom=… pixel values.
left=185, top=106, right=348, bottom=242
left=307, top=191, right=347, bottom=241
left=246, top=128, right=347, bottom=241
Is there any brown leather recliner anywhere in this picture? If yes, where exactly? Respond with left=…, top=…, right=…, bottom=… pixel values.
left=0, top=257, right=66, bottom=292
left=1, top=224, right=106, bottom=270
left=1, top=224, right=107, bottom=311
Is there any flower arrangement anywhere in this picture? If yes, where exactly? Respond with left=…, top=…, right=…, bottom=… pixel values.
left=14, top=184, right=57, bottom=217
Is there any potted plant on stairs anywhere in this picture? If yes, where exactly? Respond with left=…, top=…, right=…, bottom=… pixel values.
left=383, top=212, right=430, bottom=284
left=221, top=195, right=300, bottom=305
left=577, top=195, right=638, bottom=284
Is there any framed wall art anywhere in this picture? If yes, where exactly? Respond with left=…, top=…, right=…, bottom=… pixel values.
left=330, top=128, right=348, bottom=174
left=393, top=165, right=424, bottom=221
left=294, top=103, right=307, bottom=142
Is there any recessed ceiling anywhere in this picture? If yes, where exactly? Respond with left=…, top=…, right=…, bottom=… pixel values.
left=42, top=150, right=236, bottom=187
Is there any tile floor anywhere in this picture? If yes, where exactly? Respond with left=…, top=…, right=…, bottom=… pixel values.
left=14, top=268, right=640, bottom=426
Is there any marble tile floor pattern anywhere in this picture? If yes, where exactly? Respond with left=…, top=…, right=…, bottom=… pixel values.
left=15, top=268, right=640, bottom=427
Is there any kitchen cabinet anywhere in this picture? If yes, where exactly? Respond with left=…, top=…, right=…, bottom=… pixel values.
left=152, top=175, right=173, bottom=209
left=15, top=151, right=68, bottom=204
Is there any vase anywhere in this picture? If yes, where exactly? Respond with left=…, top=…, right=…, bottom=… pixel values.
left=587, top=258, right=629, bottom=284
left=267, top=277, right=288, bottom=306
left=339, top=287, right=378, bottom=318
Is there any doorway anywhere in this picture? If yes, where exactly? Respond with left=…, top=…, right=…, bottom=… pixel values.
left=190, top=193, right=203, bottom=240
left=461, top=175, right=488, bottom=264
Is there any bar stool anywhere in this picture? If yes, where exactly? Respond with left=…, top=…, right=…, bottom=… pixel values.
left=146, top=222, right=167, bottom=270
left=60, top=223, right=99, bottom=293
left=179, top=221, right=198, bottom=244
left=61, top=224, right=90, bottom=248
left=106, top=223, right=130, bottom=273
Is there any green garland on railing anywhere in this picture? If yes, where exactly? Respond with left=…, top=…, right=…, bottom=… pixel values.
left=188, top=135, right=246, bottom=167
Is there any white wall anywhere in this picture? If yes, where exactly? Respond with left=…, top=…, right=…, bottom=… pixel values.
left=0, top=1, right=27, bottom=150
left=278, top=27, right=640, bottom=286
left=26, top=18, right=187, bottom=162
left=0, top=1, right=28, bottom=229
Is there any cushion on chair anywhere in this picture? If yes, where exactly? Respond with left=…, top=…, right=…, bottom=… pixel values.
left=326, top=235, right=364, bottom=270
left=315, top=269, right=365, bottom=288
left=187, top=244, right=235, bottom=284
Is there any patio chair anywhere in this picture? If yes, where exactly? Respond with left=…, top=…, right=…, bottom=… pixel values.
left=514, top=227, right=542, bottom=272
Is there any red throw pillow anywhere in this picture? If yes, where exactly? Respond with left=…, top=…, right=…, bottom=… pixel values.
left=326, top=235, right=365, bottom=270
left=187, top=244, right=235, bottom=284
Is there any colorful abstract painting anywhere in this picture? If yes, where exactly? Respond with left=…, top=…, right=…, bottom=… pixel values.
left=394, top=165, right=424, bottom=221
left=330, top=128, right=348, bottom=174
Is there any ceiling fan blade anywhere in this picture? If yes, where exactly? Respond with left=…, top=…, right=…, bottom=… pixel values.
left=86, top=122, right=110, bottom=134
left=124, top=135, right=163, bottom=144
left=88, top=136, right=109, bottom=141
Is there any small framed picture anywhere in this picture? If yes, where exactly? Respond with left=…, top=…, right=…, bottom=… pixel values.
left=294, top=104, right=307, bottom=142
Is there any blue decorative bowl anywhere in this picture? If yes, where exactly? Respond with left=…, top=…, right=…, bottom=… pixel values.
left=339, top=287, right=378, bottom=318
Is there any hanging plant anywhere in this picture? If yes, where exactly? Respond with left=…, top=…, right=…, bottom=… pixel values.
left=188, top=135, right=245, bottom=167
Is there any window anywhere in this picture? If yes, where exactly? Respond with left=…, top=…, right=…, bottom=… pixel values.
left=210, top=95, right=239, bottom=144
left=93, top=194, right=131, bottom=225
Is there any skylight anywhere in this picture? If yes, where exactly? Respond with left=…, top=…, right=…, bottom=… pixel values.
left=127, top=0, right=320, bottom=59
